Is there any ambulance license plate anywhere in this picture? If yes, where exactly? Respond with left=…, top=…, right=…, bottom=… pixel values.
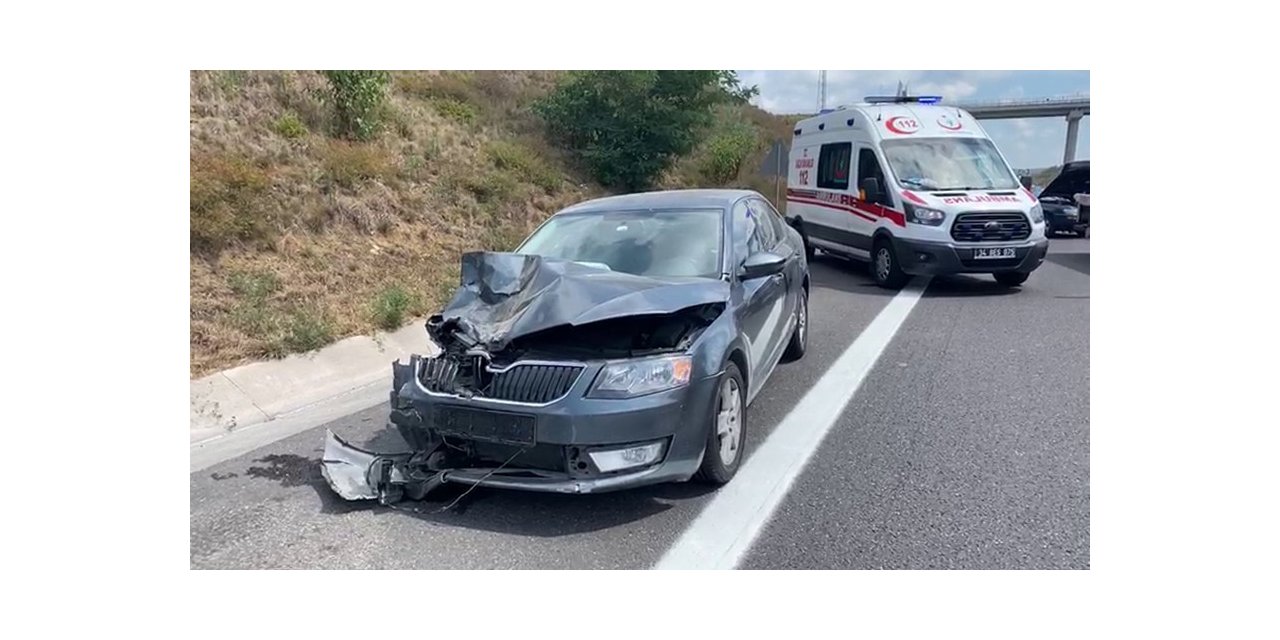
left=973, top=247, right=1017, bottom=259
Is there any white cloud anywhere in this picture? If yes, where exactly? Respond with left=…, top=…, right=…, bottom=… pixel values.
left=914, top=80, right=977, bottom=100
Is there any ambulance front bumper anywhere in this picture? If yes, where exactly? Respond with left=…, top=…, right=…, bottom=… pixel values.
left=893, top=237, right=1048, bottom=276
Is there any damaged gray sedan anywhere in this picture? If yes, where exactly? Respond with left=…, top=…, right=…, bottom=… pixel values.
left=323, top=189, right=810, bottom=504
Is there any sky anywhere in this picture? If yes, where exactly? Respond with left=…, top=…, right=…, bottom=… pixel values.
left=737, top=70, right=1090, bottom=170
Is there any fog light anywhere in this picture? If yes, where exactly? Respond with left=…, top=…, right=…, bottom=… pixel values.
left=588, top=441, right=665, bottom=473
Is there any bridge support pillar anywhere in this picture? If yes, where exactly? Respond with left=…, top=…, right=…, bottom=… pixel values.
left=1063, top=110, right=1085, bottom=165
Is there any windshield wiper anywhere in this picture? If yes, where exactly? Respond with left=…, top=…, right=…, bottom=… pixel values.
left=899, top=177, right=934, bottom=189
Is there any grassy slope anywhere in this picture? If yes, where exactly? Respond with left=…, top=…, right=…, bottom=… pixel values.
left=190, top=71, right=792, bottom=377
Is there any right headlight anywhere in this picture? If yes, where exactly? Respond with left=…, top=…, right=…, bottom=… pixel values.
left=903, top=202, right=945, bottom=226
left=588, top=355, right=693, bottom=398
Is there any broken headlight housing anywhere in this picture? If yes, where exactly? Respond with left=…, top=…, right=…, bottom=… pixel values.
left=589, top=355, right=692, bottom=398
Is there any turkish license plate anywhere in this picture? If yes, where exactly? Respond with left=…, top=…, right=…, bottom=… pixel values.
left=973, top=247, right=1017, bottom=260
left=434, top=406, right=536, bottom=446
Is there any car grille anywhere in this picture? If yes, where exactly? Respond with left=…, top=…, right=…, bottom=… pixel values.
left=950, top=212, right=1031, bottom=243
left=419, top=358, right=583, bottom=404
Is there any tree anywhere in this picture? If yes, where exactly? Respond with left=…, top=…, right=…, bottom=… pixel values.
left=717, top=71, right=760, bottom=104
left=536, top=71, right=738, bottom=191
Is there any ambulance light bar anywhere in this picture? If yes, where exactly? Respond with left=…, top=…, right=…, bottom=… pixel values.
left=864, top=95, right=944, bottom=105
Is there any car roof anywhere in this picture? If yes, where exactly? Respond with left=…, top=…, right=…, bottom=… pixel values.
left=556, top=189, right=757, bottom=215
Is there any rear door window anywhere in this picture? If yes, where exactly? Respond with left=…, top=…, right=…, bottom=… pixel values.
left=817, top=142, right=853, bottom=190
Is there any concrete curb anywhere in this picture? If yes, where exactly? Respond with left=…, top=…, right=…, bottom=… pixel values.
left=190, top=319, right=439, bottom=444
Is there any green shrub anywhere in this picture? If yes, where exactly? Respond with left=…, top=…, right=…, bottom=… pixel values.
left=281, top=309, right=333, bottom=353
left=371, top=285, right=420, bottom=330
left=320, top=141, right=396, bottom=188
left=431, top=97, right=477, bottom=124
left=229, top=270, right=280, bottom=300
left=190, top=154, right=275, bottom=252
left=273, top=112, right=307, bottom=139
left=322, top=70, right=391, bottom=140
left=464, top=170, right=519, bottom=204
left=535, top=71, right=732, bottom=191
left=700, top=122, right=759, bottom=185
left=486, top=140, right=561, bottom=192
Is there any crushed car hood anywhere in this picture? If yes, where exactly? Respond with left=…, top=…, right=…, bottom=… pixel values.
left=428, top=252, right=730, bottom=352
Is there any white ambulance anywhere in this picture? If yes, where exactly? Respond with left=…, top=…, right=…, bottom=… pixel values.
left=784, top=96, right=1049, bottom=288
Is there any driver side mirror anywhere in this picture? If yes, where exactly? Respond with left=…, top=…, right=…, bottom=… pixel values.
left=739, top=251, right=786, bottom=280
left=1019, top=175, right=1034, bottom=190
left=860, top=177, right=882, bottom=202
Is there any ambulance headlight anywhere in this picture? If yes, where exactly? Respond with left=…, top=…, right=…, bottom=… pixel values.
left=904, top=203, right=945, bottom=226
left=1029, top=203, right=1044, bottom=223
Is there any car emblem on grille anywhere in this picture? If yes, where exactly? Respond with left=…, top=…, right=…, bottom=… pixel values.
left=984, top=221, right=1002, bottom=231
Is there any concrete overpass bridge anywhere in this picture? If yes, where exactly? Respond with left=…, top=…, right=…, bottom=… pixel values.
left=947, top=95, right=1090, bottom=165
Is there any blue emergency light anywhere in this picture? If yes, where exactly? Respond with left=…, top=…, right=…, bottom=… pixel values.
left=864, top=95, right=945, bottom=105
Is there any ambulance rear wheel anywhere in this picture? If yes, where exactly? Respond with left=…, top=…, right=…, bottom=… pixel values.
left=871, top=238, right=908, bottom=289
left=796, top=222, right=816, bottom=260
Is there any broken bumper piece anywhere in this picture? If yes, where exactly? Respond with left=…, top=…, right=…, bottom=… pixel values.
left=320, top=428, right=670, bottom=502
left=320, top=429, right=416, bottom=503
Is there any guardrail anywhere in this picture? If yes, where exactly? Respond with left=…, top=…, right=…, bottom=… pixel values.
left=949, top=94, right=1090, bottom=109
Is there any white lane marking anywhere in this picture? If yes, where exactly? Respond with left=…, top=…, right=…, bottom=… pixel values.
left=655, top=277, right=931, bottom=570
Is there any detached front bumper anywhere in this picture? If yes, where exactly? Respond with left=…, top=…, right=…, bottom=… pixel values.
left=320, top=429, right=672, bottom=500
left=320, top=356, right=721, bottom=502
left=893, top=237, right=1048, bottom=276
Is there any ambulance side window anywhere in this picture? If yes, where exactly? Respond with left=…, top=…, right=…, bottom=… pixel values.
left=817, top=142, right=852, bottom=190
left=857, top=148, right=891, bottom=207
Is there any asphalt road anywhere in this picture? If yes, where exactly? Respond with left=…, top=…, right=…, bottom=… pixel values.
left=191, top=238, right=1090, bottom=569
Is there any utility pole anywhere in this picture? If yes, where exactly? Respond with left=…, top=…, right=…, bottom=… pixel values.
left=817, top=71, right=827, bottom=112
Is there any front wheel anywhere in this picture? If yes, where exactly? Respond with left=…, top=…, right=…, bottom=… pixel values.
left=696, top=362, right=746, bottom=485
left=994, top=271, right=1030, bottom=287
left=871, top=238, right=908, bottom=289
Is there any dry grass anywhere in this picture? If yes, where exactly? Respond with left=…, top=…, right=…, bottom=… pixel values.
left=190, top=70, right=597, bottom=377
left=189, top=71, right=789, bottom=377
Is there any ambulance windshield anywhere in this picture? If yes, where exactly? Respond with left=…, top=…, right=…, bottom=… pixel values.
left=881, top=138, right=1018, bottom=191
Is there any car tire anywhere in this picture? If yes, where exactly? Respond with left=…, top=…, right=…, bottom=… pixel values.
left=696, top=362, right=746, bottom=486
left=871, top=238, right=908, bottom=289
left=1045, top=226, right=1055, bottom=238
left=1078, top=227, right=1089, bottom=238
left=781, top=288, right=808, bottom=362
left=994, top=272, right=1030, bottom=287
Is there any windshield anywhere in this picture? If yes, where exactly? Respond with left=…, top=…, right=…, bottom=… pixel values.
left=516, top=209, right=723, bottom=279
left=882, top=137, right=1019, bottom=191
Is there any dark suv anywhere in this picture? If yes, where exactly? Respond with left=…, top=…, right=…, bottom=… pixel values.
left=1040, top=161, right=1090, bottom=237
